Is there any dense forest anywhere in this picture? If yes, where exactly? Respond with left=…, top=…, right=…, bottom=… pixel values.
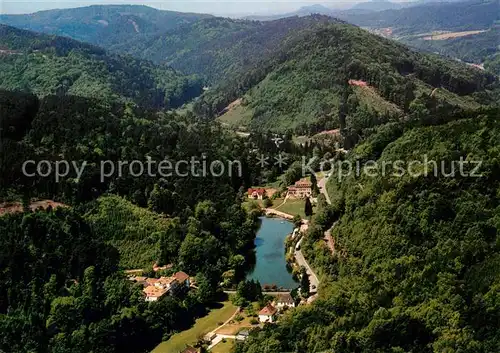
left=0, top=24, right=203, bottom=109
left=400, top=27, right=500, bottom=75
left=1, top=4, right=500, bottom=353
left=195, top=21, right=498, bottom=133
left=0, top=87, right=266, bottom=352
left=0, top=5, right=212, bottom=47
left=235, top=106, right=500, bottom=352
left=111, top=16, right=339, bottom=84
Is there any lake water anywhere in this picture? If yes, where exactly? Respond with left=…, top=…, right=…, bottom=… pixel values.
left=246, top=217, right=298, bottom=290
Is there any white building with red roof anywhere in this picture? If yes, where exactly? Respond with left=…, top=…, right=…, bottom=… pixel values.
left=258, top=304, right=278, bottom=323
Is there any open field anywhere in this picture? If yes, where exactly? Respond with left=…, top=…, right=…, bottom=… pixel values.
left=423, top=30, right=487, bottom=40
left=152, top=301, right=238, bottom=353
left=217, top=103, right=253, bottom=128
left=275, top=199, right=307, bottom=218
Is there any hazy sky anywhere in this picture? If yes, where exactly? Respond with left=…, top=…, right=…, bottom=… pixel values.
left=0, top=0, right=408, bottom=16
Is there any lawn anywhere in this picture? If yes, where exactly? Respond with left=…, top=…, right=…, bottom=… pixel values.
left=152, top=301, right=238, bottom=353
left=275, top=198, right=317, bottom=220
left=210, top=339, right=234, bottom=353
left=215, top=304, right=259, bottom=335
left=275, top=199, right=306, bottom=218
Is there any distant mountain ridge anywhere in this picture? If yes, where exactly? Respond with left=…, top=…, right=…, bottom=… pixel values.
left=195, top=20, right=497, bottom=132
left=0, top=24, right=203, bottom=108
left=344, top=0, right=499, bottom=33
left=111, top=15, right=341, bottom=84
left=351, top=0, right=404, bottom=12
left=0, top=5, right=212, bottom=47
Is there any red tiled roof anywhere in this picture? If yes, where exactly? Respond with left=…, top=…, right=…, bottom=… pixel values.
left=146, top=278, right=159, bottom=285
left=174, top=271, right=189, bottom=282
left=248, top=188, right=266, bottom=195
left=181, top=346, right=198, bottom=353
left=143, top=285, right=168, bottom=298
left=259, top=304, right=277, bottom=316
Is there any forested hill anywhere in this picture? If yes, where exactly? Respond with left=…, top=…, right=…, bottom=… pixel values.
left=338, top=0, right=500, bottom=77
left=343, top=0, right=499, bottom=34
left=236, top=106, right=500, bottom=352
left=110, top=15, right=340, bottom=84
left=195, top=21, right=498, bottom=133
left=0, top=24, right=203, bottom=109
left=0, top=5, right=212, bottom=47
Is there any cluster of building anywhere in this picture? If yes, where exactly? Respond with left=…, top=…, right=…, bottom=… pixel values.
left=129, top=271, right=190, bottom=302
left=247, top=179, right=312, bottom=201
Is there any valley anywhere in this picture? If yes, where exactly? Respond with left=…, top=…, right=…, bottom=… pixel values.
left=0, top=1, right=500, bottom=353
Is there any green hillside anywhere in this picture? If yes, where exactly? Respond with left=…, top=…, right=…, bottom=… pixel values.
left=112, top=16, right=338, bottom=84
left=236, top=106, right=500, bottom=352
left=344, top=0, right=499, bottom=34
left=0, top=24, right=202, bottom=108
left=400, top=27, right=500, bottom=75
left=84, top=195, right=182, bottom=269
left=0, top=5, right=212, bottom=47
left=197, top=22, right=497, bottom=133
left=339, top=0, right=499, bottom=73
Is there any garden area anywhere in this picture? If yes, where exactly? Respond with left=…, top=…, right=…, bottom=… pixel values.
left=215, top=302, right=261, bottom=335
left=152, top=300, right=238, bottom=353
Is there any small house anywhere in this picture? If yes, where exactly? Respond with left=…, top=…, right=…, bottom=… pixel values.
left=275, top=293, right=295, bottom=309
left=258, top=304, right=277, bottom=323
left=143, top=285, right=168, bottom=302
left=248, top=188, right=266, bottom=200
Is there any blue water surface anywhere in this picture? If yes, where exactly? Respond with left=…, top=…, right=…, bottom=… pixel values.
left=246, top=217, right=298, bottom=289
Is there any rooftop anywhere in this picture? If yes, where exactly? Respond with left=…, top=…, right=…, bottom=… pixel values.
left=276, top=293, right=294, bottom=304
left=143, top=285, right=168, bottom=298
left=259, top=304, right=277, bottom=316
left=174, top=271, right=189, bottom=282
left=248, top=188, right=266, bottom=195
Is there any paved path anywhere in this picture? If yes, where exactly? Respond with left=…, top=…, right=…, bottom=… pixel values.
left=207, top=334, right=238, bottom=350
left=317, top=176, right=331, bottom=205
left=224, top=291, right=291, bottom=295
left=208, top=307, right=240, bottom=337
left=206, top=308, right=241, bottom=350
left=295, top=247, right=319, bottom=293
left=264, top=208, right=294, bottom=220
left=323, top=224, right=336, bottom=255
left=318, top=176, right=335, bottom=255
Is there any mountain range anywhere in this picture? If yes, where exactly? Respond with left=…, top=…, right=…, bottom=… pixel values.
left=1, top=2, right=500, bottom=353
left=0, top=24, right=202, bottom=108
left=0, top=5, right=212, bottom=47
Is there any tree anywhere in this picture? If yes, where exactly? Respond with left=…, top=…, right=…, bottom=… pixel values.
left=304, top=197, right=313, bottom=217
left=263, top=198, right=273, bottom=208
left=300, top=267, right=310, bottom=298
left=292, top=214, right=302, bottom=228
left=284, top=162, right=302, bottom=186
left=310, top=173, right=320, bottom=196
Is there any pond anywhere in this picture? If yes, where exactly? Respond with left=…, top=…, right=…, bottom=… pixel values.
left=246, top=217, right=298, bottom=290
